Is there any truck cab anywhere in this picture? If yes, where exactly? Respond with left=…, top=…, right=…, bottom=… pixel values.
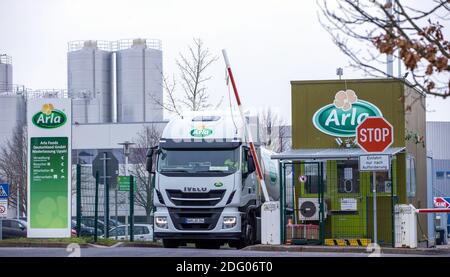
left=147, top=113, right=268, bottom=248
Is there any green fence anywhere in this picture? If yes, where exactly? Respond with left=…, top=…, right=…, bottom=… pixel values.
left=74, top=164, right=137, bottom=242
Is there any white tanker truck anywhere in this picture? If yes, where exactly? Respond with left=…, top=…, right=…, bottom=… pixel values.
left=146, top=112, right=281, bottom=248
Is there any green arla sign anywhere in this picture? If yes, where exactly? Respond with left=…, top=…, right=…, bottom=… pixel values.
left=32, top=104, right=67, bottom=129
left=190, top=124, right=213, bottom=137
left=312, top=90, right=382, bottom=137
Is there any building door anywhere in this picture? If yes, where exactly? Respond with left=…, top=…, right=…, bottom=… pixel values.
left=280, top=161, right=325, bottom=245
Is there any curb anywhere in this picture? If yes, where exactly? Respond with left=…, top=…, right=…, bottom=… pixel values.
left=119, top=242, right=162, bottom=248
left=243, top=245, right=450, bottom=256
left=0, top=243, right=90, bottom=248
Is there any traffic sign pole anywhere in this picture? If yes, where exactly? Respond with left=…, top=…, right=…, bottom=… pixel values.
left=17, top=186, right=19, bottom=219
left=373, top=172, right=377, bottom=244
left=129, top=175, right=134, bottom=242
left=103, top=152, right=107, bottom=237
left=0, top=183, right=9, bottom=241
left=94, top=171, right=99, bottom=243
left=76, top=164, right=81, bottom=237
left=356, top=116, right=394, bottom=246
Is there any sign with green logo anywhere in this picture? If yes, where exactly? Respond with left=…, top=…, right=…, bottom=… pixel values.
left=312, top=90, right=382, bottom=137
left=29, top=137, right=68, bottom=229
left=190, top=124, right=213, bottom=137
left=27, top=99, right=71, bottom=238
left=32, top=104, right=67, bottom=129
left=118, top=176, right=137, bottom=191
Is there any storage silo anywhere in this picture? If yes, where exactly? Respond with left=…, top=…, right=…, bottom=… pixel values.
left=0, top=94, right=26, bottom=145
left=68, top=40, right=112, bottom=123
left=0, top=54, right=13, bottom=93
left=116, top=38, right=163, bottom=123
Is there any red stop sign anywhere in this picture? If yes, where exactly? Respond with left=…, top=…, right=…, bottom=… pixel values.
left=356, top=117, right=393, bottom=152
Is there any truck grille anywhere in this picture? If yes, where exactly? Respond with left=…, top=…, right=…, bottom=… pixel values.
left=168, top=208, right=223, bottom=231
left=166, top=189, right=226, bottom=206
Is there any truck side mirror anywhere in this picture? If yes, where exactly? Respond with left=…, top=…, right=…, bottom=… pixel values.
left=146, top=148, right=155, bottom=173
left=247, top=154, right=256, bottom=174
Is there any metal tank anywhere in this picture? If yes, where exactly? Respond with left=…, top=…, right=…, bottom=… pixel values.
left=116, top=38, right=163, bottom=123
left=0, top=94, right=26, bottom=145
left=0, top=54, right=13, bottom=93
left=68, top=40, right=112, bottom=123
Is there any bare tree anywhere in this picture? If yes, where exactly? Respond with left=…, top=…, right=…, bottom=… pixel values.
left=318, top=0, right=449, bottom=98
left=0, top=125, right=27, bottom=217
left=259, top=108, right=287, bottom=153
left=152, top=74, right=183, bottom=117
left=154, top=38, right=222, bottom=117
left=129, top=124, right=161, bottom=223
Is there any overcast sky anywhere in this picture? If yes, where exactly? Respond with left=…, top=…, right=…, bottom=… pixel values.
left=0, top=0, right=448, bottom=123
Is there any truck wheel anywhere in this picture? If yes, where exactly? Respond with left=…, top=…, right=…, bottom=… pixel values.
left=162, top=239, right=179, bottom=248
left=243, top=210, right=257, bottom=246
left=244, top=222, right=256, bottom=246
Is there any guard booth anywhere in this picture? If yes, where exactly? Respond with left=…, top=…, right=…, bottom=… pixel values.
left=273, top=79, right=427, bottom=247
left=272, top=147, right=404, bottom=246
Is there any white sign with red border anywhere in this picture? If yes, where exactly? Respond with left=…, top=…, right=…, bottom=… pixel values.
left=0, top=199, right=7, bottom=218
left=434, top=197, right=450, bottom=208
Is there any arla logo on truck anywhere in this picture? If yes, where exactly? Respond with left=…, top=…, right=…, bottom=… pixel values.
left=190, top=124, right=213, bottom=137
left=312, top=89, right=382, bottom=137
left=32, top=103, right=67, bottom=129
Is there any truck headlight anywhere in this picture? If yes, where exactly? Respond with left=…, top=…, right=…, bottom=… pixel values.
left=155, top=216, right=168, bottom=229
left=222, top=216, right=237, bottom=229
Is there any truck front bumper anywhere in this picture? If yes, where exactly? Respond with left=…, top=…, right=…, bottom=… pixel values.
left=153, top=206, right=242, bottom=237
left=155, top=232, right=242, bottom=240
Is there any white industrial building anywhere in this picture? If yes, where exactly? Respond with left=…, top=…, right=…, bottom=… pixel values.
left=67, top=38, right=163, bottom=124
left=427, top=121, right=450, bottom=242
left=0, top=38, right=166, bottom=222
left=67, top=38, right=165, bottom=222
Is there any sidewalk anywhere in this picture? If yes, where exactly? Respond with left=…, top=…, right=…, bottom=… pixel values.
left=244, top=244, right=450, bottom=255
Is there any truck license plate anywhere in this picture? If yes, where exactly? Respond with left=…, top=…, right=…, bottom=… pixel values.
left=185, top=218, right=205, bottom=224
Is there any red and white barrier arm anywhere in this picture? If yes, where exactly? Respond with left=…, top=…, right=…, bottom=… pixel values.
left=222, top=49, right=270, bottom=202
left=416, top=208, right=450, bottom=213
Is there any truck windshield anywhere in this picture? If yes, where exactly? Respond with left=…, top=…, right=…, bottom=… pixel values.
left=157, top=148, right=240, bottom=174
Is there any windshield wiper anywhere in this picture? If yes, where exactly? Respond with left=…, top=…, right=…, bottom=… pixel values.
left=196, top=169, right=231, bottom=173
left=160, top=169, right=190, bottom=173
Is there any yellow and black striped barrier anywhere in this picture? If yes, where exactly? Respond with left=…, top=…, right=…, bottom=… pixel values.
left=325, top=238, right=371, bottom=247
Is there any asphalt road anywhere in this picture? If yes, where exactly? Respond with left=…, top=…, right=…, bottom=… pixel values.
left=0, top=246, right=439, bottom=257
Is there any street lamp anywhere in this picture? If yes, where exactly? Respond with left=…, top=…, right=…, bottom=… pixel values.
left=118, top=141, right=135, bottom=239
left=118, top=141, right=135, bottom=176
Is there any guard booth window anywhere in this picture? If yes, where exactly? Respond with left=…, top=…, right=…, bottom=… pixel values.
left=304, top=163, right=327, bottom=194
left=370, top=171, right=392, bottom=193
left=337, top=160, right=359, bottom=193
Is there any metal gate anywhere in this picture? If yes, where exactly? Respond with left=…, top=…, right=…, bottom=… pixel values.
left=74, top=164, right=136, bottom=241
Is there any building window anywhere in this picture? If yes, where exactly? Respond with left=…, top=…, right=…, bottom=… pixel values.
left=337, top=160, right=360, bottom=194
left=406, top=154, right=416, bottom=197
left=446, top=172, right=450, bottom=179
left=436, top=171, right=444, bottom=179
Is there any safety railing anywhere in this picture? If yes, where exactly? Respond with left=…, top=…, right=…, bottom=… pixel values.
left=68, top=38, right=162, bottom=52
